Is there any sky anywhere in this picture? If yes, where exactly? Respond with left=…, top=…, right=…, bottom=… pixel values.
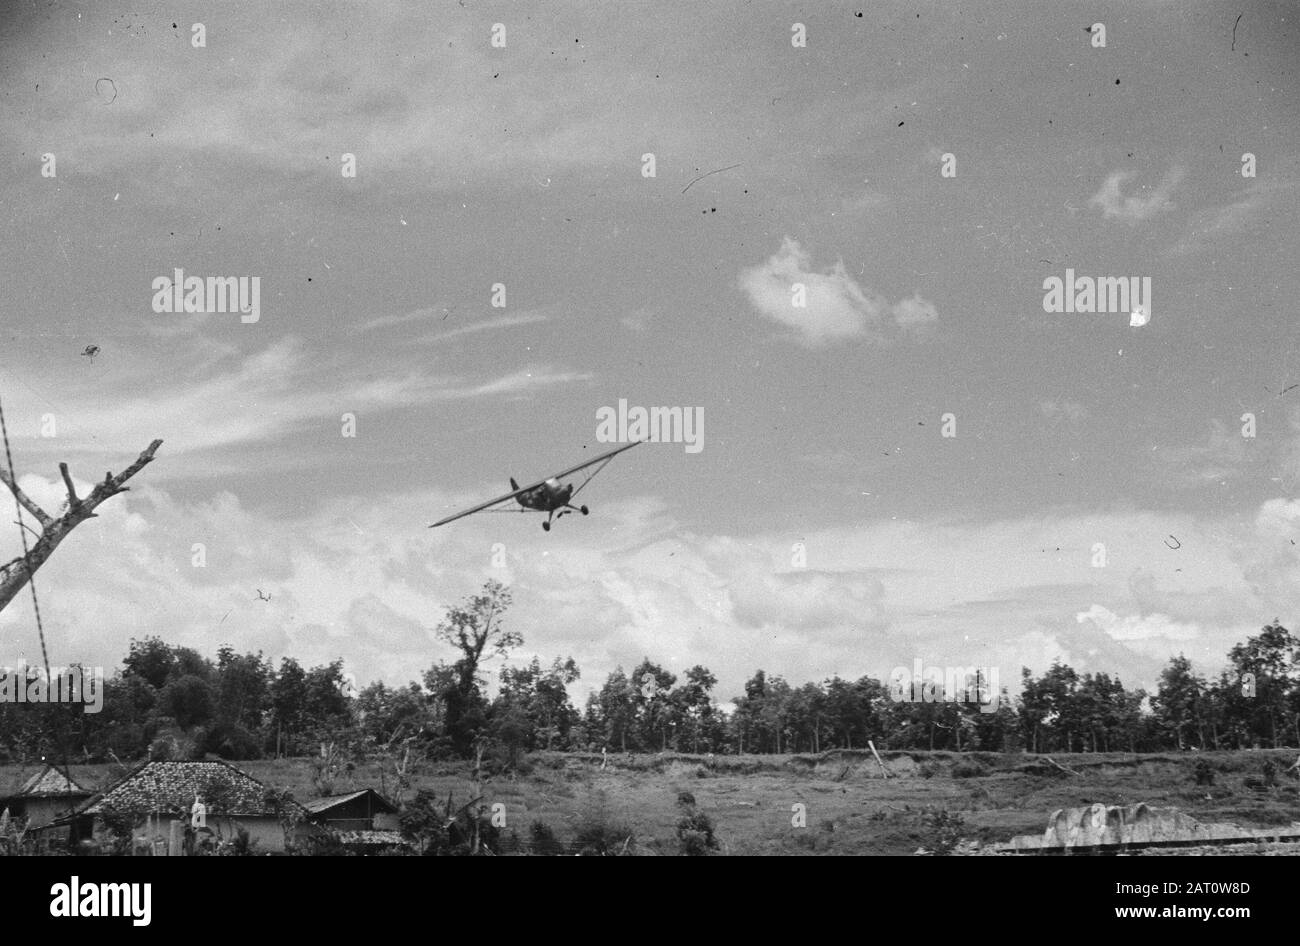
left=1, top=0, right=1299, bottom=706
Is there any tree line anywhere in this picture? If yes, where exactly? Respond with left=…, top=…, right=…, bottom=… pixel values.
left=1, top=580, right=1297, bottom=764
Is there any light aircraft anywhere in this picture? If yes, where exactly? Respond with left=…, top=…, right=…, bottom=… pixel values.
left=428, top=440, right=644, bottom=531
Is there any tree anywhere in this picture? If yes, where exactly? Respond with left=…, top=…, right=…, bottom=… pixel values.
left=592, top=667, right=636, bottom=752
left=123, top=637, right=178, bottom=690
left=672, top=665, right=718, bottom=753
left=498, top=656, right=580, bottom=751
left=1224, top=620, right=1298, bottom=748
left=269, top=658, right=308, bottom=756
left=433, top=580, right=521, bottom=756
left=1153, top=655, right=1206, bottom=749
left=0, top=438, right=162, bottom=612
left=631, top=658, right=676, bottom=751
left=215, top=646, right=271, bottom=733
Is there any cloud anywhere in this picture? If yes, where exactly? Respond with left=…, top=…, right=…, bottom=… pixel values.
left=4, top=338, right=591, bottom=462
left=1075, top=604, right=1200, bottom=661
left=353, top=306, right=452, bottom=334
left=1152, top=419, right=1252, bottom=488
left=417, top=312, right=551, bottom=344
left=1089, top=166, right=1185, bottom=222
left=1167, top=183, right=1293, bottom=255
left=738, top=237, right=883, bottom=346
left=738, top=238, right=938, bottom=348
left=890, top=294, right=939, bottom=337
left=0, top=467, right=1291, bottom=703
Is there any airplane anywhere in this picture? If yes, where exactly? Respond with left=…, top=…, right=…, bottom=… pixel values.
left=428, top=440, right=644, bottom=531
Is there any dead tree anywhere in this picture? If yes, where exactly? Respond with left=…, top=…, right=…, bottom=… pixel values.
left=0, top=439, right=162, bottom=613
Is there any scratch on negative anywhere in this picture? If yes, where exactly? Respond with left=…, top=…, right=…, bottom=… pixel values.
left=681, top=164, right=741, bottom=194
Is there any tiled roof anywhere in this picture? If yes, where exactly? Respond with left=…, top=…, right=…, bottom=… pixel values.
left=302, top=788, right=398, bottom=815
left=84, top=760, right=305, bottom=818
left=16, top=765, right=90, bottom=798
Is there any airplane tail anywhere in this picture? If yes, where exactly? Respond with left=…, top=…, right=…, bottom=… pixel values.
left=510, top=477, right=520, bottom=491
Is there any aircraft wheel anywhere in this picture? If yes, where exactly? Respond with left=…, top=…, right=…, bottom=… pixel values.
left=542, top=521, right=551, bottom=532
left=580, top=505, right=589, bottom=515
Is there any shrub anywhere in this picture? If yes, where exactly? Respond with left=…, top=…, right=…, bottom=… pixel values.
left=676, top=809, right=719, bottom=856
left=1193, top=759, right=1216, bottom=786
left=200, top=721, right=262, bottom=760
left=951, top=759, right=988, bottom=779
left=572, top=817, right=635, bottom=855
left=918, top=808, right=966, bottom=855
left=399, top=790, right=500, bottom=856
left=528, top=820, right=565, bottom=856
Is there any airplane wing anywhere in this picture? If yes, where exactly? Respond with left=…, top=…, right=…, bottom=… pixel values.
left=428, top=440, right=645, bottom=528
left=546, top=439, right=644, bottom=483
left=428, top=485, right=535, bottom=528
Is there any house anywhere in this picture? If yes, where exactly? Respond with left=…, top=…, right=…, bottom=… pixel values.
left=302, top=788, right=400, bottom=832
left=303, top=788, right=409, bottom=852
left=77, top=759, right=315, bottom=854
left=0, top=765, right=94, bottom=828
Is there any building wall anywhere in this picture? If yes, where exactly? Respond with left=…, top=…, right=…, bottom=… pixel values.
left=22, top=797, right=88, bottom=828
left=123, top=814, right=311, bottom=854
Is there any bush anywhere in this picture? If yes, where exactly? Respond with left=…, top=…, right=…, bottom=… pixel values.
left=918, top=808, right=966, bottom=855
left=399, top=790, right=500, bottom=856
left=528, top=820, right=565, bottom=856
left=573, top=820, right=635, bottom=855
left=676, top=809, right=719, bottom=856
left=951, top=759, right=988, bottom=779
left=200, top=722, right=262, bottom=760
left=1193, top=759, right=1216, bottom=786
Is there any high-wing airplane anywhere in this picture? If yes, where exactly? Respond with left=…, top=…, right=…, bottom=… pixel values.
left=429, top=440, right=644, bottom=531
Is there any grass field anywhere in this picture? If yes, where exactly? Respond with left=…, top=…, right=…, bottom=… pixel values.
left=5, top=749, right=1299, bottom=854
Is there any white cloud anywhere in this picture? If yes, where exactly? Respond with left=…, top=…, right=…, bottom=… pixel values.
left=1076, top=604, right=1198, bottom=642
left=1089, top=166, right=1185, bottom=222
left=3, top=339, right=590, bottom=461
left=738, top=237, right=883, bottom=347
left=890, top=294, right=939, bottom=336
left=739, top=238, right=938, bottom=348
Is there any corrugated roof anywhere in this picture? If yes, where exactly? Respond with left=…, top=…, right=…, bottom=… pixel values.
left=302, top=788, right=398, bottom=815
left=15, top=765, right=90, bottom=798
left=84, top=760, right=305, bottom=818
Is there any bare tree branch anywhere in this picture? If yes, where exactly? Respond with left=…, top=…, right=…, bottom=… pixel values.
left=12, top=520, right=40, bottom=541
left=0, top=467, right=53, bottom=531
left=58, top=462, right=80, bottom=509
left=0, top=438, right=163, bottom=613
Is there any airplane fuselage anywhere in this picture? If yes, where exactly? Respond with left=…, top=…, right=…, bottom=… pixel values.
left=516, top=478, right=573, bottom=512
